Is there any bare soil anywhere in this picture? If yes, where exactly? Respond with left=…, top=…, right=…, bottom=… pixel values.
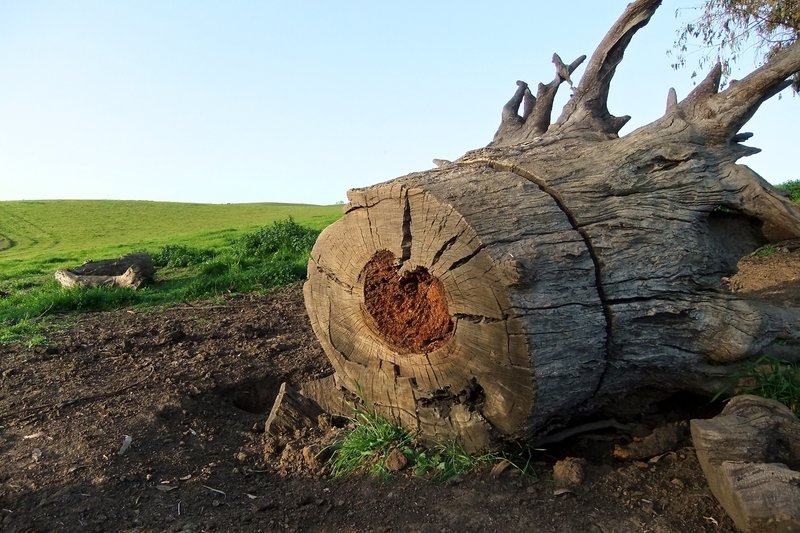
left=1, top=248, right=798, bottom=533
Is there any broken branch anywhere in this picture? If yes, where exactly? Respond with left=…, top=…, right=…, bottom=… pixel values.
left=556, top=0, right=662, bottom=135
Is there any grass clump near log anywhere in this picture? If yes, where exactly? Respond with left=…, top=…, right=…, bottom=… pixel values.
left=328, top=407, right=536, bottom=481
left=0, top=208, right=337, bottom=344
left=738, top=357, right=800, bottom=416
left=716, top=356, right=800, bottom=416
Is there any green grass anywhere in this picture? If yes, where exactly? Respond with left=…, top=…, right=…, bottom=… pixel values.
left=776, top=179, right=800, bottom=203
left=715, top=355, right=800, bottom=416
left=0, top=200, right=340, bottom=278
left=329, top=408, right=415, bottom=479
left=753, top=244, right=779, bottom=258
left=737, top=357, right=800, bottom=416
left=328, top=407, right=536, bottom=481
left=0, top=200, right=342, bottom=344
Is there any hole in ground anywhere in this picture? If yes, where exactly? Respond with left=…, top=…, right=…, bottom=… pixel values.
left=216, top=376, right=282, bottom=414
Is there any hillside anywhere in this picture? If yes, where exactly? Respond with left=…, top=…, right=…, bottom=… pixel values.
left=0, top=200, right=341, bottom=280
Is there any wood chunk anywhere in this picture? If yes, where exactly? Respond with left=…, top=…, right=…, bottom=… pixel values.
left=55, top=253, right=154, bottom=289
left=613, top=423, right=682, bottom=461
left=300, top=375, right=355, bottom=418
left=691, top=395, right=800, bottom=532
left=265, top=382, right=323, bottom=438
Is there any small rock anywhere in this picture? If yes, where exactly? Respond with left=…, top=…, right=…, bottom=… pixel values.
left=301, top=446, right=319, bottom=470
left=384, top=448, right=408, bottom=472
left=31, top=448, right=43, bottom=462
left=251, top=500, right=276, bottom=513
left=553, top=457, right=586, bottom=488
left=263, top=436, right=280, bottom=456
left=235, top=452, right=248, bottom=462
left=670, top=478, right=685, bottom=488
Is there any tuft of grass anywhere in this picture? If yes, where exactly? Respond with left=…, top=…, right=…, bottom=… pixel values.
left=753, top=244, right=779, bottom=258
left=329, top=408, right=413, bottom=479
left=715, top=355, right=800, bottom=416
left=233, top=216, right=319, bottom=260
left=0, top=319, right=48, bottom=348
left=738, top=356, right=800, bottom=416
left=776, top=179, right=800, bottom=203
left=152, top=244, right=216, bottom=268
left=412, top=440, right=495, bottom=481
left=328, top=407, right=536, bottom=481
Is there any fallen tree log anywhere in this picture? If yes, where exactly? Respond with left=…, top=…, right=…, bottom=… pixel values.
left=55, top=253, right=154, bottom=290
left=303, top=0, right=800, bottom=451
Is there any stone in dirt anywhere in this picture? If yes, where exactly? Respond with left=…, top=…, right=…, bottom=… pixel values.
left=301, top=446, right=320, bottom=470
left=384, top=448, right=408, bottom=472
left=691, top=394, right=800, bottom=532
left=553, top=457, right=586, bottom=488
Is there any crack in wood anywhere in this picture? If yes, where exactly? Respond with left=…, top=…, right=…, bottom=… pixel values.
left=447, top=245, right=485, bottom=272
left=462, top=158, right=614, bottom=399
left=453, top=313, right=505, bottom=324
left=429, top=233, right=460, bottom=269
left=400, top=192, right=412, bottom=264
left=312, top=258, right=354, bottom=293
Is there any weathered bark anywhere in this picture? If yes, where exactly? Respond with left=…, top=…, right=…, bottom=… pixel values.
left=303, top=0, right=800, bottom=451
left=691, top=395, right=800, bottom=532
left=55, top=253, right=154, bottom=290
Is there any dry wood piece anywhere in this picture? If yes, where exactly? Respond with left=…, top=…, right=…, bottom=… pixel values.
left=691, top=395, right=800, bottom=532
left=613, top=423, right=682, bottom=461
left=300, top=375, right=356, bottom=419
left=265, top=382, right=324, bottom=438
left=303, top=0, right=800, bottom=451
left=55, top=253, right=154, bottom=289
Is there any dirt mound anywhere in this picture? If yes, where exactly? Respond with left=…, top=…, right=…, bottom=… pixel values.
left=0, top=249, right=797, bottom=532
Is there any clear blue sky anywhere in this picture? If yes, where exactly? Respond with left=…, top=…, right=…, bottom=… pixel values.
left=1, top=1, right=796, bottom=205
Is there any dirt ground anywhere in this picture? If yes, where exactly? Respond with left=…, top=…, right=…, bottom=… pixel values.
left=1, top=247, right=798, bottom=533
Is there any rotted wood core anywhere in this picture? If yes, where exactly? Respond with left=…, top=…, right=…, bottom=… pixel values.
left=362, top=250, right=454, bottom=354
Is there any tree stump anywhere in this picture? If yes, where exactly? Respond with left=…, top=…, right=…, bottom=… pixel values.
left=55, top=253, right=154, bottom=290
left=303, top=0, right=800, bottom=450
left=691, top=395, right=800, bottom=532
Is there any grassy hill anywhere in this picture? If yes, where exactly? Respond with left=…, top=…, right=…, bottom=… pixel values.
left=0, top=200, right=342, bottom=343
left=0, top=200, right=340, bottom=276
